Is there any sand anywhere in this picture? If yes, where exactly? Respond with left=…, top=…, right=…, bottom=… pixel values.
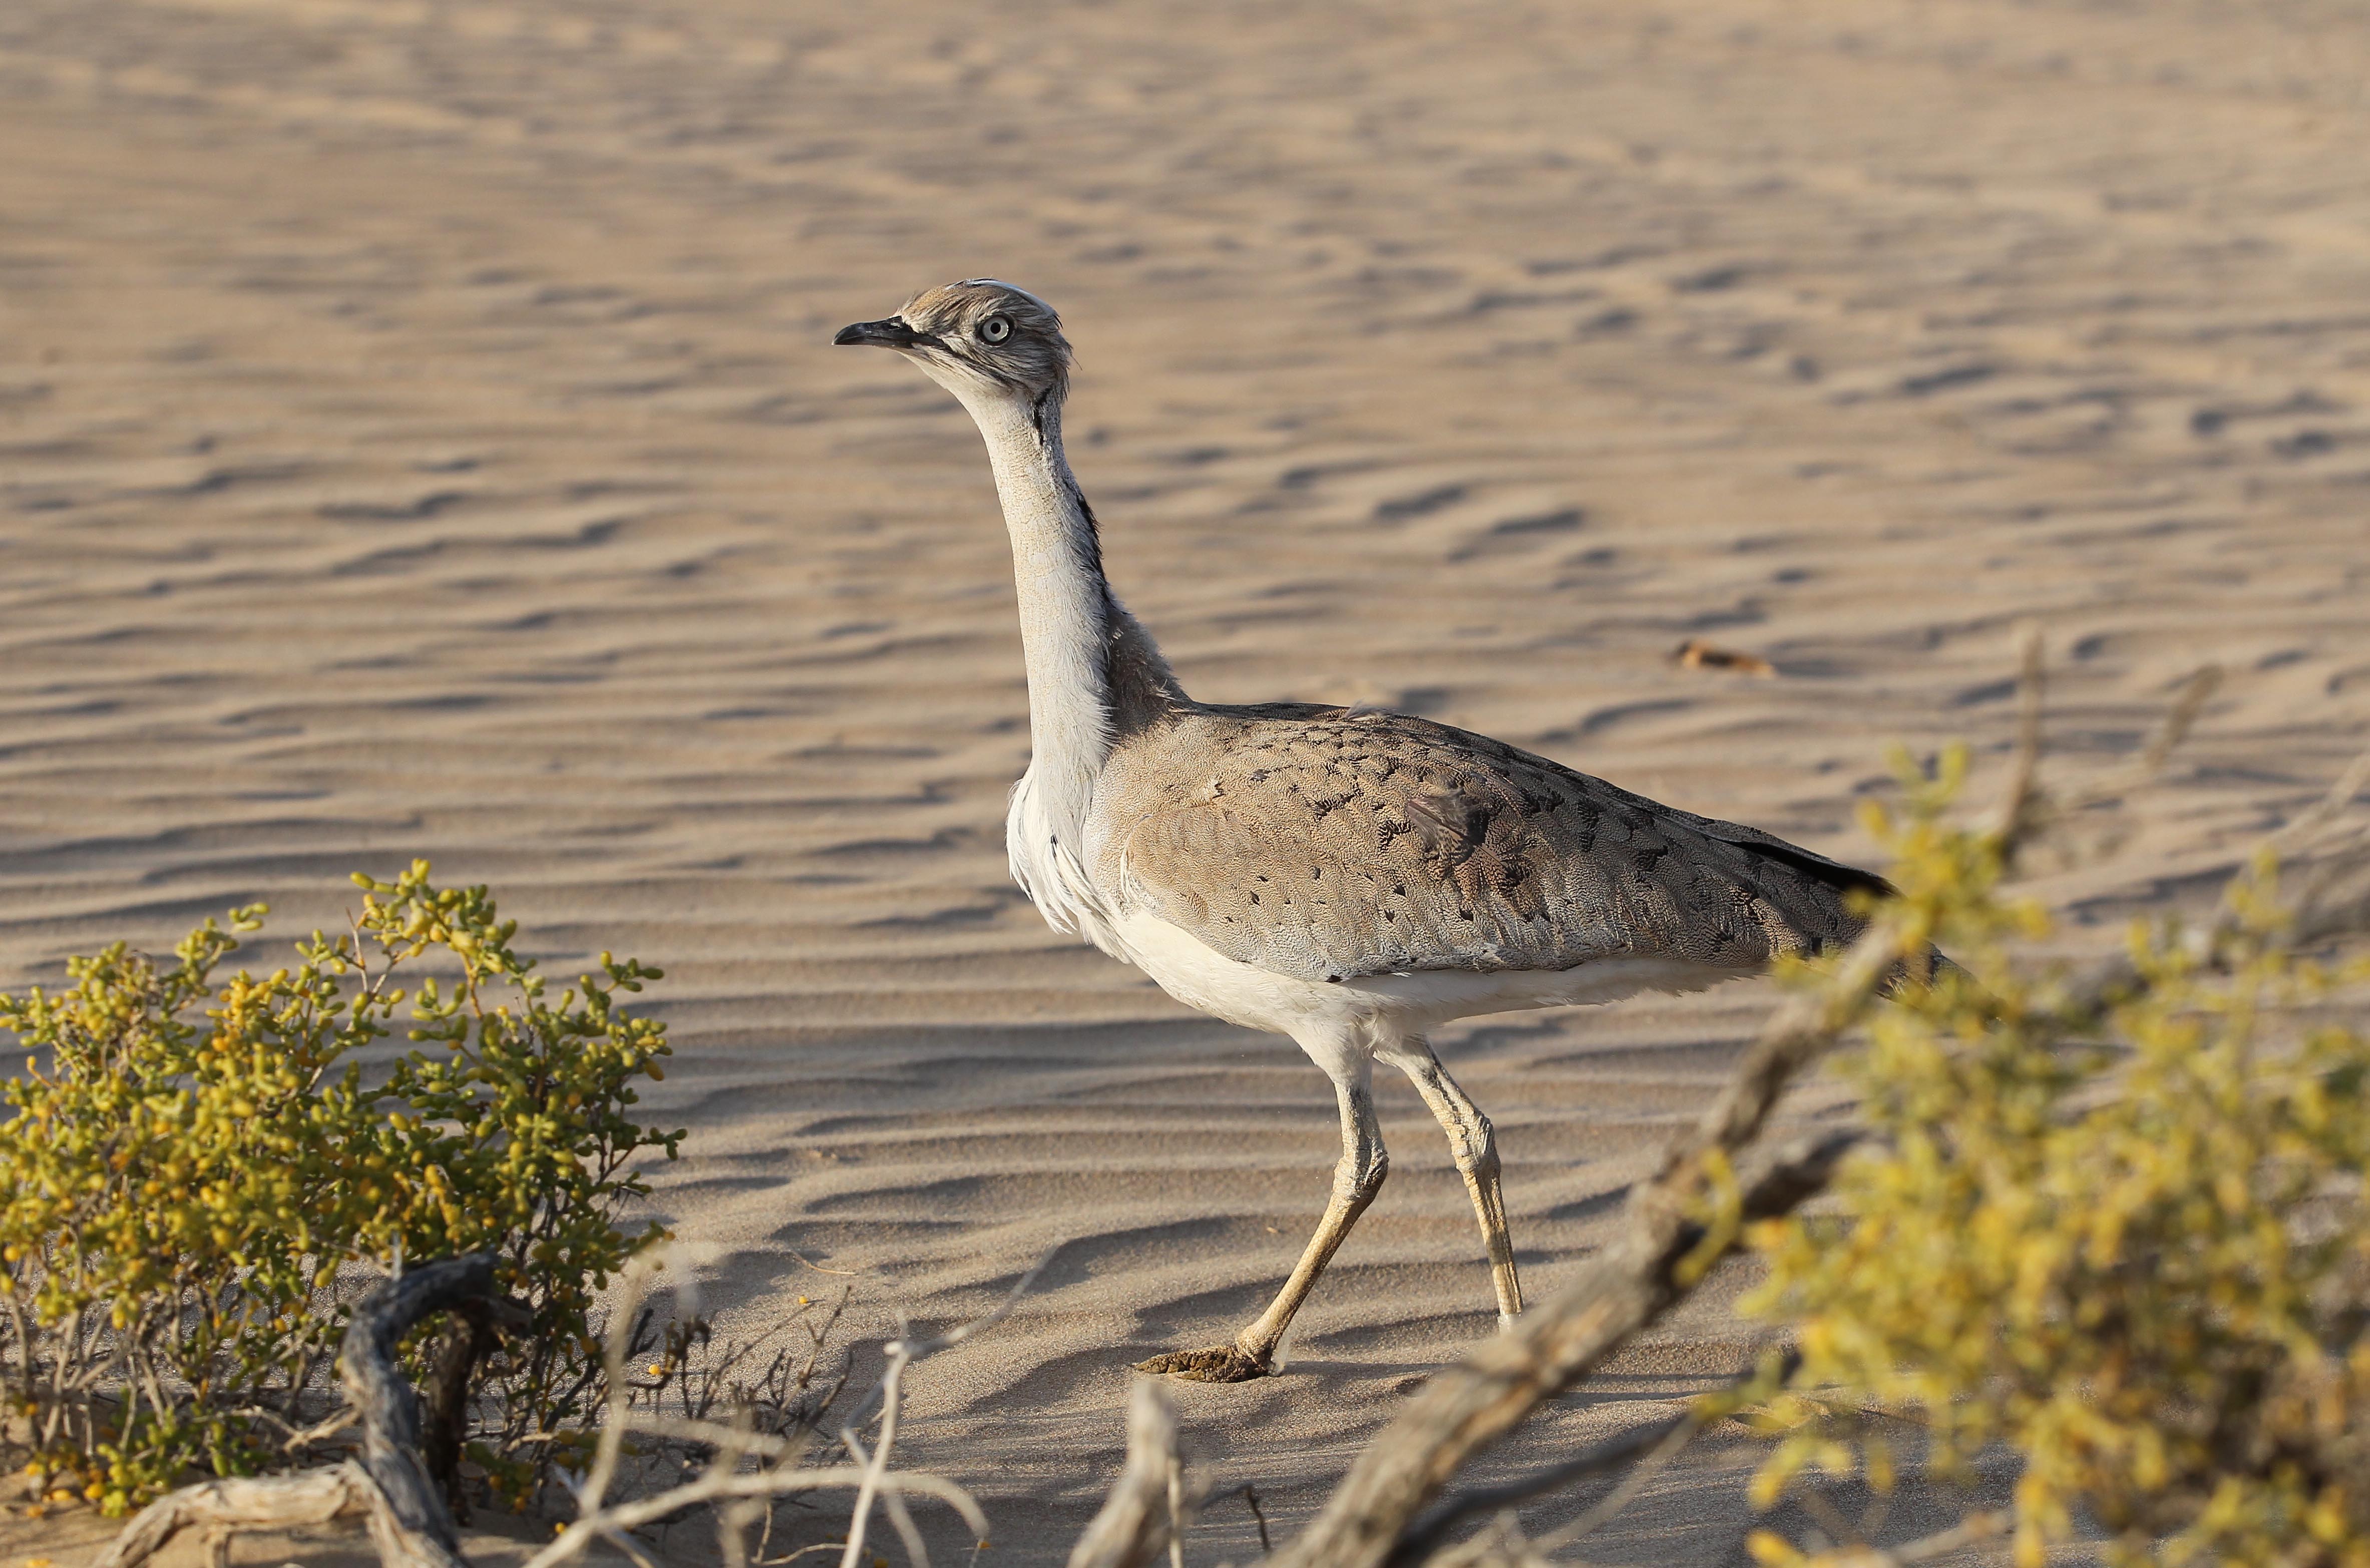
left=3, top=0, right=2367, bottom=1561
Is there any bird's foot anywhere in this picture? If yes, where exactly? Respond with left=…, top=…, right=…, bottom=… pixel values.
left=1135, top=1343, right=1271, bottom=1383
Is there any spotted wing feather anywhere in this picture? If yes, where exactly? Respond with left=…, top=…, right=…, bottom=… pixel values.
left=1101, top=705, right=1877, bottom=984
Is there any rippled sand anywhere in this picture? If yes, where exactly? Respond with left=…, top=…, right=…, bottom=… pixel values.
left=3, top=1, right=2367, bottom=1560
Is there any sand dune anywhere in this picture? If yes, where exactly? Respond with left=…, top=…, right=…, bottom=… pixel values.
left=4, top=0, right=2367, bottom=1560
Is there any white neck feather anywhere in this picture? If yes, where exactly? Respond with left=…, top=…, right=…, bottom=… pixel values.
left=972, top=397, right=1114, bottom=840
left=951, top=384, right=1184, bottom=941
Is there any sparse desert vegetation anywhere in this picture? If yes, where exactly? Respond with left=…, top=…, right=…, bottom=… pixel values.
left=1, top=865, right=680, bottom=1518
left=8, top=677, right=2369, bottom=1566
left=4, top=0, right=2368, bottom=1562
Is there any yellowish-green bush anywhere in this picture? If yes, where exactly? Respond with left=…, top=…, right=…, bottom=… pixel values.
left=0, top=862, right=681, bottom=1515
left=1741, top=752, right=2370, bottom=1567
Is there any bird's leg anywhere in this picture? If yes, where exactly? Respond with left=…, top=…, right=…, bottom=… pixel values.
left=1378, top=1036, right=1523, bottom=1328
left=1138, top=1064, right=1387, bottom=1382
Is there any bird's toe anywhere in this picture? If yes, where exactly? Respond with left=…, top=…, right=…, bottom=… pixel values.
left=1135, top=1344, right=1269, bottom=1382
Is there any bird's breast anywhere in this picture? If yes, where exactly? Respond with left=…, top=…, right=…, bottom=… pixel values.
left=1005, top=770, right=1127, bottom=957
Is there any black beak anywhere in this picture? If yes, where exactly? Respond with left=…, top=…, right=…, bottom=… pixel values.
left=833, top=316, right=940, bottom=350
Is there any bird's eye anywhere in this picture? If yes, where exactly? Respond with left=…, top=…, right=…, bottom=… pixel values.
left=978, top=315, right=1012, bottom=344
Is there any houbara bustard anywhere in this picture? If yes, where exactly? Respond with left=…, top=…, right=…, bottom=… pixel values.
left=834, top=280, right=1882, bottom=1382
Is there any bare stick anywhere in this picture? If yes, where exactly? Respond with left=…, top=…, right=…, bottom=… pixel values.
left=572, top=1265, right=655, bottom=1537
left=1244, top=1484, right=1273, bottom=1555
left=600, top=1411, right=810, bottom=1459
left=2056, top=665, right=2223, bottom=818
left=94, top=1467, right=377, bottom=1568
left=1394, top=1355, right=1798, bottom=1565
left=1067, top=1381, right=1186, bottom=1568
left=522, top=1465, right=991, bottom=1568
left=837, top=1335, right=911, bottom=1568
left=1986, top=623, right=2047, bottom=852
left=2276, top=746, right=2370, bottom=925
left=2135, top=667, right=2222, bottom=777
left=1164, top=1449, right=1187, bottom=1568
left=2056, top=745, right=2370, bottom=1022
left=1530, top=1400, right=1710, bottom=1554
left=2272, top=744, right=2370, bottom=849
left=538, top=1252, right=1054, bottom=1568
left=841, top=1244, right=1066, bottom=1431
left=1397, top=1411, right=1687, bottom=1559
left=93, top=1244, right=1031, bottom=1568
left=842, top=1425, right=934, bottom=1568
left=98, top=1254, right=505, bottom=1568
left=834, top=1246, right=1061, bottom=1568
left=337, top=1259, right=493, bottom=1568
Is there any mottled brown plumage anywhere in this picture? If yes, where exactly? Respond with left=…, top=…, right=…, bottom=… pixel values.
left=1104, top=703, right=1879, bottom=985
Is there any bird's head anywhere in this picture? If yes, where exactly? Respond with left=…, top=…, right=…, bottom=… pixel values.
left=833, top=279, right=1072, bottom=417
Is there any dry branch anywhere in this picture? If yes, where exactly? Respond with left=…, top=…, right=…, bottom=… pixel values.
left=1394, top=1406, right=1686, bottom=1562
left=2059, top=742, right=2370, bottom=1023
left=1396, top=1349, right=1803, bottom=1565
left=339, top=1257, right=518, bottom=1568
left=99, top=1254, right=507, bottom=1568
left=831, top=1245, right=1058, bottom=1568
left=527, top=1253, right=1056, bottom=1568
left=101, top=1250, right=1004, bottom=1568
left=1066, top=1381, right=1188, bottom=1568
left=91, top=1466, right=378, bottom=1568
left=521, top=1464, right=986, bottom=1563
left=422, top=1298, right=513, bottom=1523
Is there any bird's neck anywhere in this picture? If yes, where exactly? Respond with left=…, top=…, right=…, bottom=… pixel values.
left=971, top=394, right=1183, bottom=833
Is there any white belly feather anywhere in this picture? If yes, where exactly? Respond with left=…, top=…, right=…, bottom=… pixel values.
left=1108, top=907, right=1740, bottom=1040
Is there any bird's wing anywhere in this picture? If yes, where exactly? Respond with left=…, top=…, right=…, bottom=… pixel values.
left=1102, top=705, right=1877, bottom=983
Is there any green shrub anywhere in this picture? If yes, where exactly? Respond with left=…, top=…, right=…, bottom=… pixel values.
left=0, top=862, right=682, bottom=1515
left=1741, top=754, right=2370, bottom=1567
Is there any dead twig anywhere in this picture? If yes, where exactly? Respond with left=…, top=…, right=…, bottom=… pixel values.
left=1397, top=1353, right=1799, bottom=1564
left=1984, top=623, right=2048, bottom=853
left=1066, top=1380, right=1189, bottom=1568
left=2054, top=742, right=2370, bottom=1023
left=2049, top=663, right=2222, bottom=867
left=530, top=1254, right=1042, bottom=1568
left=1244, top=1484, right=1273, bottom=1555
left=92, top=1467, right=378, bottom=1568
left=98, top=1255, right=507, bottom=1568
left=1527, top=1398, right=1709, bottom=1557
left=2276, top=746, right=2370, bottom=850
left=1393, top=1409, right=1688, bottom=1564
left=522, top=1463, right=988, bottom=1568
left=568, top=1265, right=652, bottom=1558
left=836, top=1244, right=1064, bottom=1568
left=98, top=1251, right=990, bottom=1568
